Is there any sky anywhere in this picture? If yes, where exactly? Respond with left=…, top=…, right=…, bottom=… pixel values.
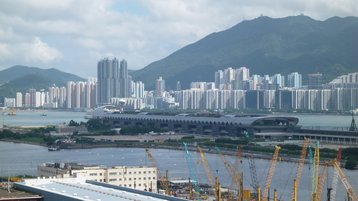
left=0, top=0, right=357, bottom=78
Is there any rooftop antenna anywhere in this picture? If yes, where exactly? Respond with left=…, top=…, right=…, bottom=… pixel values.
left=349, top=110, right=357, bottom=131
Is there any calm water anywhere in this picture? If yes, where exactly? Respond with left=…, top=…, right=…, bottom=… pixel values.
left=1, top=110, right=86, bottom=127
left=0, top=141, right=356, bottom=200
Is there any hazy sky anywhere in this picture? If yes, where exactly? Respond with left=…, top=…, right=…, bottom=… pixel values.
left=0, top=0, right=357, bottom=78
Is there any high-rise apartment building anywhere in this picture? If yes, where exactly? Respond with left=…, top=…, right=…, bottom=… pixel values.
left=308, top=73, right=323, bottom=89
left=120, top=59, right=129, bottom=98
left=155, top=77, right=165, bottom=97
left=97, top=58, right=120, bottom=104
left=287, top=72, right=302, bottom=88
left=16, top=92, right=23, bottom=108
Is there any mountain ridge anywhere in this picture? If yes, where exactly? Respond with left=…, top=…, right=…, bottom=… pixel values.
left=132, top=15, right=358, bottom=89
left=0, top=65, right=85, bottom=98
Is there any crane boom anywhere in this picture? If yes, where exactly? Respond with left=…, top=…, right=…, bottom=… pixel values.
left=312, top=141, right=320, bottom=201
left=330, top=147, right=342, bottom=201
left=332, top=159, right=358, bottom=201
left=291, top=138, right=310, bottom=201
left=248, top=154, right=259, bottom=190
left=183, top=142, right=202, bottom=201
left=197, top=147, right=216, bottom=192
left=145, top=148, right=169, bottom=194
left=316, top=162, right=328, bottom=201
left=215, top=147, right=237, bottom=180
left=262, top=145, right=281, bottom=201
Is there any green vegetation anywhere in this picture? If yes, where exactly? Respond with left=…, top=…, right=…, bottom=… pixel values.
left=0, top=128, right=56, bottom=145
left=342, top=148, right=358, bottom=169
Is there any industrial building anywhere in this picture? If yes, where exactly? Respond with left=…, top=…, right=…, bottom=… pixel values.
left=91, top=106, right=299, bottom=136
left=37, top=163, right=157, bottom=192
left=15, top=178, right=187, bottom=201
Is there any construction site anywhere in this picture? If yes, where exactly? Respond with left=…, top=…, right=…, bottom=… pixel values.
left=144, top=139, right=357, bottom=201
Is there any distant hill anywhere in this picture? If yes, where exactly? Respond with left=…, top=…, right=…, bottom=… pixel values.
left=132, top=15, right=358, bottom=89
left=0, top=65, right=84, bottom=97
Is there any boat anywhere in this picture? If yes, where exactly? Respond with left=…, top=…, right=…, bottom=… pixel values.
left=48, top=146, right=60, bottom=151
left=41, top=113, right=47, bottom=116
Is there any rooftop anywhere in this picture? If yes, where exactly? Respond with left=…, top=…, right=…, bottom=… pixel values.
left=16, top=178, right=186, bottom=201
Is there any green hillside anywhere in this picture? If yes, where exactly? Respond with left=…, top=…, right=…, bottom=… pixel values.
left=132, top=15, right=358, bottom=89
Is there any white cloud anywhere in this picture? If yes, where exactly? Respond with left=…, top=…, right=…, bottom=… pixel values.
left=25, top=37, right=63, bottom=64
left=0, top=0, right=357, bottom=77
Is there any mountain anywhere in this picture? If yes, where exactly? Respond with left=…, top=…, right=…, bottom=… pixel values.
left=132, top=15, right=358, bottom=89
left=0, top=65, right=84, bottom=85
left=0, top=65, right=85, bottom=97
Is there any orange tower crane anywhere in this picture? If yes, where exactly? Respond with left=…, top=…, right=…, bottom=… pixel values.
left=291, top=138, right=310, bottom=201
left=316, top=161, right=329, bottom=201
left=330, top=147, right=342, bottom=201
left=145, top=148, right=170, bottom=194
left=197, top=146, right=220, bottom=201
left=311, top=141, right=320, bottom=201
left=262, top=145, right=281, bottom=201
left=332, top=159, right=358, bottom=201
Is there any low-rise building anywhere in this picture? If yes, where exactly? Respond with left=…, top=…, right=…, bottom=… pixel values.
left=37, top=163, right=157, bottom=192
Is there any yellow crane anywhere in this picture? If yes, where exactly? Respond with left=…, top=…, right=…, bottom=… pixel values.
left=262, top=145, right=281, bottom=201
left=291, top=138, right=310, bottom=201
left=316, top=161, right=329, bottom=201
left=312, top=141, right=320, bottom=201
left=145, top=148, right=170, bottom=194
left=197, top=146, right=220, bottom=201
left=330, top=147, right=342, bottom=201
left=332, top=159, right=358, bottom=201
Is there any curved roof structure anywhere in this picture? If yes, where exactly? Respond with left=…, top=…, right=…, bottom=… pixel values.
left=92, top=108, right=299, bottom=127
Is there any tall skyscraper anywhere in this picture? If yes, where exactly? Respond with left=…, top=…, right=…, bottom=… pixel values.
left=155, top=76, right=165, bottom=97
left=120, top=59, right=129, bottom=98
left=97, top=57, right=120, bottom=104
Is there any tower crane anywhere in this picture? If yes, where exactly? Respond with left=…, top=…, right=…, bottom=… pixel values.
left=332, top=159, right=358, bottom=201
left=145, top=148, right=169, bottom=194
left=291, top=138, right=310, bottom=201
left=197, top=146, right=220, bottom=201
left=262, top=145, right=281, bottom=201
left=248, top=154, right=259, bottom=197
left=330, top=147, right=342, bottom=201
left=183, top=142, right=202, bottom=201
left=312, top=141, right=320, bottom=201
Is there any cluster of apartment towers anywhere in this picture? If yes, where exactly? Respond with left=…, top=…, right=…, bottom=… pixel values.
left=4, top=58, right=358, bottom=112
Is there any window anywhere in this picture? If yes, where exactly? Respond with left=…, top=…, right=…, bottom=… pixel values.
left=138, top=177, right=141, bottom=180
left=139, top=184, right=141, bottom=186
left=148, top=171, right=151, bottom=173
left=143, top=177, right=146, bottom=180
left=109, top=179, right=117, bottom=182
left=109, top=172, right=117, bottom=175
left=134, top=172, right=136, bottom=174
left=129, top=178, right=132, bottom=181
left=89, top=173, right=97, bottom=176
left=153, top=171, right=156, bottom=174
left=134, top=178, right=136, bottom=180
left=153, top=177, right=155, bottom=180
left=119, top=178, right=122, bottom=181
left=118, top=172, right=122, bottom=175
left=124, top=184, right=127, bottom=187
left=129, top=184, right=131, bottom=187
left=100, top=179, right=102, bottom=182
left=139, top=171, right=141, bottom=174
left=129, top=172, right=132, bottom=174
